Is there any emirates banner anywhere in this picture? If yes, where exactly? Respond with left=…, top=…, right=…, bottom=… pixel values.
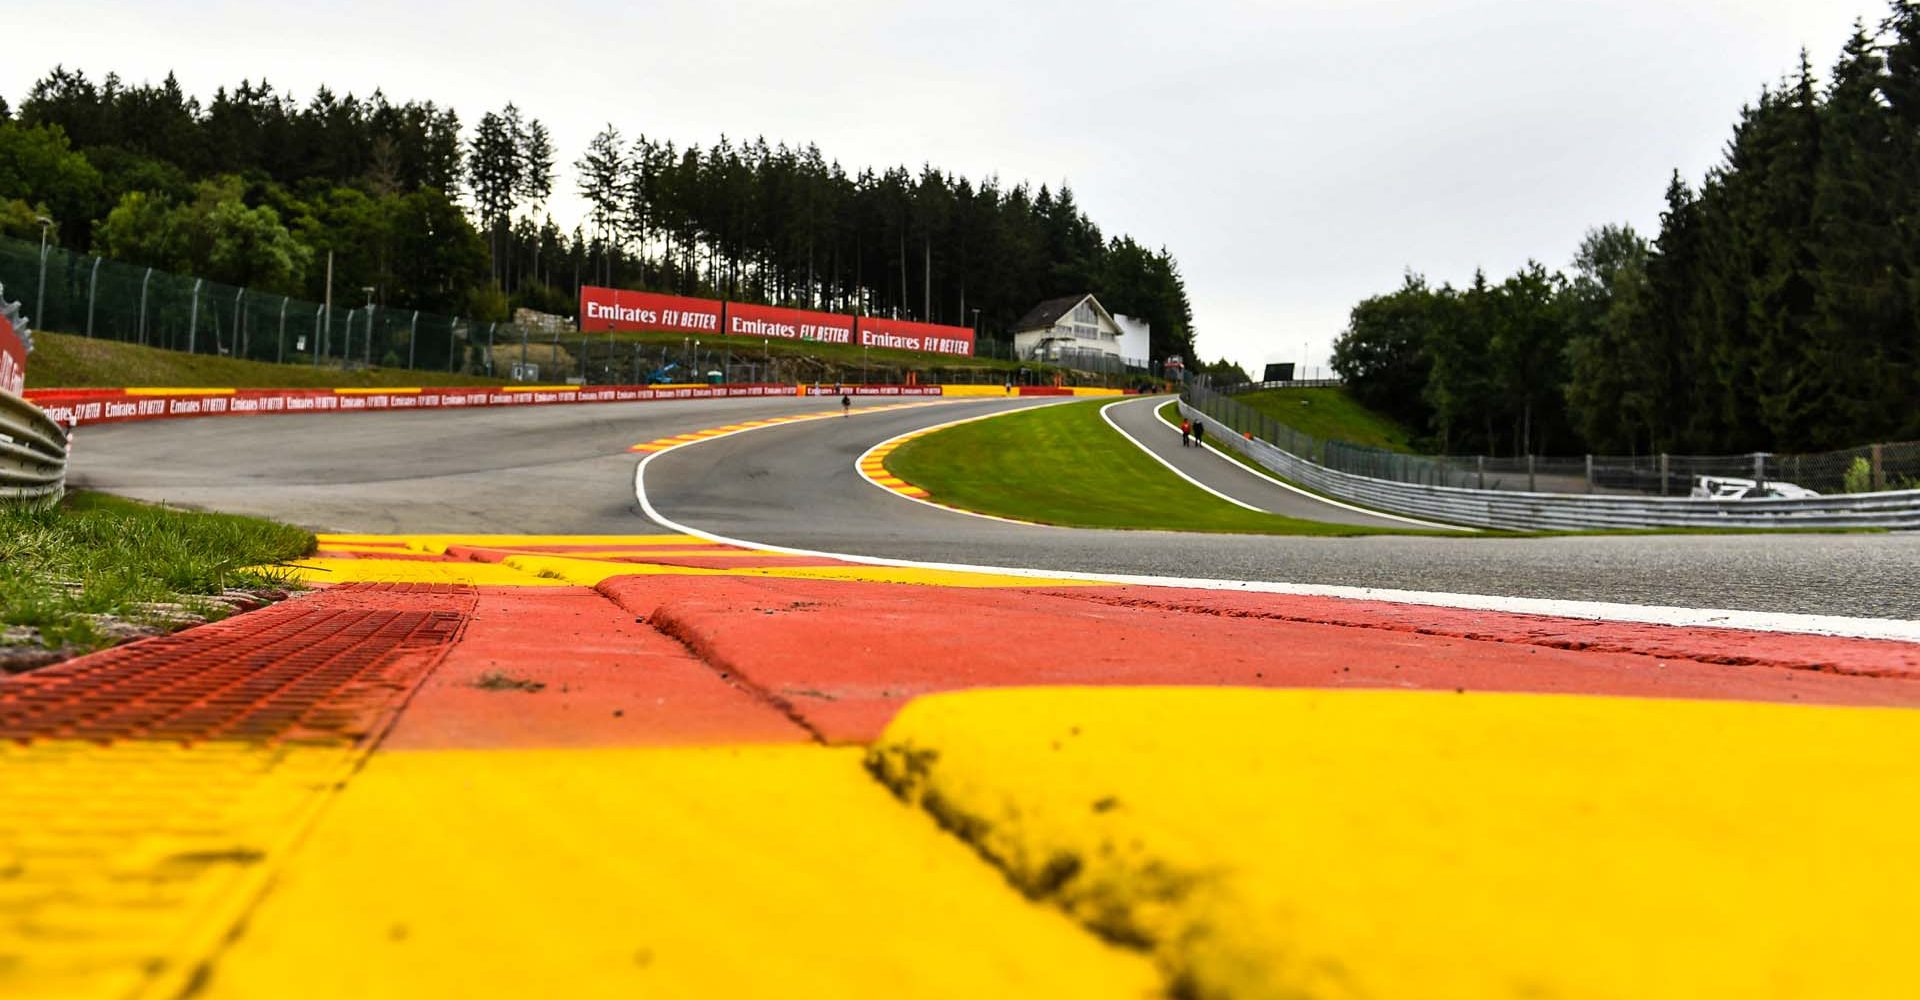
left=856, top=316, right=975, bottom=357
left=727, top=302, right=855, bottom=345
left=578, top=285, right=976, bottom=357
left=579, top=287, right=723, bottom=336
left=0, top=313, right=25, bottom=395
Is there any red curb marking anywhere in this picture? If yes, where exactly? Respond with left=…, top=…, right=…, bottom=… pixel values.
left=376, top=587, right=812, bottom=750
left=593, top=575, right=1920, bottom=744
left=0, top=584, right=473, bottom=744
left=1043, top=588, right=1920, bottom=680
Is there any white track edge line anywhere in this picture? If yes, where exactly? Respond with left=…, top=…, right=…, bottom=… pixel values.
left=1097, top=398, right=1266, bottom=513
left=631, top=402, right=1920, bottom=643
left=1137, top=395, right=1467, bottom=531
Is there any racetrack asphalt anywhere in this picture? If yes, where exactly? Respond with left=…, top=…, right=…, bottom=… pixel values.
left=69, top=394, right=1920, bottom=619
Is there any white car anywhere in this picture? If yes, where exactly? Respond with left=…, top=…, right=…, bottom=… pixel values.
left=1689, top=476, right=1820, bottom=500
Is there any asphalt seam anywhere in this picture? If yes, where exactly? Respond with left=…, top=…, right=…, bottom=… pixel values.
left=642, top=602, right=831, bottom=744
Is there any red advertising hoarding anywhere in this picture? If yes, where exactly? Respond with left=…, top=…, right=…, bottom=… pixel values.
left=726, top=302, right=855, bottom=345
left=856, top=316, right=975, bottom=357
left=579, top=286, right=723, bottom=336
left=0, top=313, right=25, bottom=395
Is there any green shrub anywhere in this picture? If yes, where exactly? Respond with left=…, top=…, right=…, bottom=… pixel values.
left=1842, top=456, right=1874, bottom=493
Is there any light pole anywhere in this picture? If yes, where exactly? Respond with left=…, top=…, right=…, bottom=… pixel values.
left=34, top=216, right=53, bottom=327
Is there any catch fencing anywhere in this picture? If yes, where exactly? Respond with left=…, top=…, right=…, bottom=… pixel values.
left=1179, top=386, right=1920, bottom=530
left=1188, top=383, right=1920, bottom=497
left=0, top=235, right=1144, bottom=388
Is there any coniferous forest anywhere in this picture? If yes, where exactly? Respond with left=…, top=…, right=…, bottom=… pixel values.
left=1334, top=3, right=1920, bottom=456
left=0, top=70, right=1196, bottom=363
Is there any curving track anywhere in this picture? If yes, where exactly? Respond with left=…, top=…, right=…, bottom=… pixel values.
left=70, top=394, right=1920, bottom=618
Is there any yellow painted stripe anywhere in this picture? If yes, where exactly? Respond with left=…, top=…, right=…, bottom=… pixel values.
left=197, top=746, right=1156, bottom=999
left=872, top=688, right=1920, bottom=1000
left=497, top=555, right=1103, bottom=589
left=0, top=740, right=359, bottom=1000
left=940, top=384, right=1014, bottom=397
left=280, top=558, right=574, bottom=587
left=122, top=387, right=237, bottom=396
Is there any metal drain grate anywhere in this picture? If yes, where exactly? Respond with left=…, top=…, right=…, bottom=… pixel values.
left=0, top=587, right=472, bottom=743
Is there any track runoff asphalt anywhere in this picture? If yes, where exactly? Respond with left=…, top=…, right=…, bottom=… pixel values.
left=70, top=393, right=1920, bottom=620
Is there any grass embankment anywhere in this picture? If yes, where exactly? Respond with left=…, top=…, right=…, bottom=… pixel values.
left=1234, top=386, right=1416, bottom=452
left=25, top=331, right=506, bottom=389
left=0, top=492, right=313, bottom=664
left=885, top=399, right=1419, bottom=536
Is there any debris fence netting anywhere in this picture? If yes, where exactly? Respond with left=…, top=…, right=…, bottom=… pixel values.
left=1184, top=383, right=1918, bottom=497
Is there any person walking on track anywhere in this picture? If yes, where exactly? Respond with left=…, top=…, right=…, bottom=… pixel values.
left=1180, top=418, right=1192, bottom=447
left=841, top=393, right=851, bottom=417
left=1192, top=419, right=1206, bottom=449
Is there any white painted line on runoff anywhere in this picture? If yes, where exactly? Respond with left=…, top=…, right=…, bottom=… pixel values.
left=1097, top=397, right=1268, bottom=513
left=853, top=402, right=1075, bottom=527
left=1132, top=395, right=1467, bottom=531
left=631, top=400, right=1920, bottom=644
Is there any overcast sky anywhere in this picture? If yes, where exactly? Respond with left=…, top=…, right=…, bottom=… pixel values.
left=6, top=0, right=1888, bottom=374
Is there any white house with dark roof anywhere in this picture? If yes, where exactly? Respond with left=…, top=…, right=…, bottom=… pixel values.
left=1011, top=293, right=1148, bottom=365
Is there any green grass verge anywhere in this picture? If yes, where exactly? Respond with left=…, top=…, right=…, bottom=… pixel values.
left=885, top=399, right=1425, bottom=536
left=26, top=331, right=507, bottom=389
left=1234, top=386, right=1416, bottom=453
left=0, top=491, right=314, bottom=655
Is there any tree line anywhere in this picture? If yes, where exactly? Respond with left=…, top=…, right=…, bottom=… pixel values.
left=1332, top=2, right=1920, bottom=456
left=0, top=68, right=1194, bottom=363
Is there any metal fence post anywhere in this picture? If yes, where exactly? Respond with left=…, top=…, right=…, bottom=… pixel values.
left=187, top=278, right=202, bottom=354
left=278, top=296, right=289, bottom=364
left=367, top=305, right=376, bottom=367
left=1872, top=443, right=1886, bottom=492
left=486, top=323, right=496, bottom=376
left=313, top=306, right=324, bottom=365
left=85, top=256, right=101, bottom=337
left=1659, top=453, right=1670, bottom=496
left=138, top=267, right=153, bottom=344
left=1752, top=452, right=1766, bottom=491
left=1477, top=455, right=1486, bottom=490
left=409, top=310, right=419, bottom=370
left=1585, top=454, right=1594, bottom=493
left=1527, top=453, right=1536, bottom=492
left=233, top=288, right=245, bottom=358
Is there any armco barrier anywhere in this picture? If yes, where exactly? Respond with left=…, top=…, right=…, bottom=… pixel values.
left=1, top=389, right=69, bottom=502
left=1177, top=399, right=1920, bottom=531
left=26, top=384, right=943, bottom=428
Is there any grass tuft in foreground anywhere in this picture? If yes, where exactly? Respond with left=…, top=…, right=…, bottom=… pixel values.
left=885, top=399, right=1421, bottom=536
left=0, top=492, right=314, bottom=663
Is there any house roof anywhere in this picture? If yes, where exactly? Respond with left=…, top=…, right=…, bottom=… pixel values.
left=1010, top=294, right=1096, bottom=333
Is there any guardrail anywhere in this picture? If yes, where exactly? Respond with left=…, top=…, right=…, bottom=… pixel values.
left=1176, top=398, right=1920, bottom=531
left=1, top=389, right=69, bottom=503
